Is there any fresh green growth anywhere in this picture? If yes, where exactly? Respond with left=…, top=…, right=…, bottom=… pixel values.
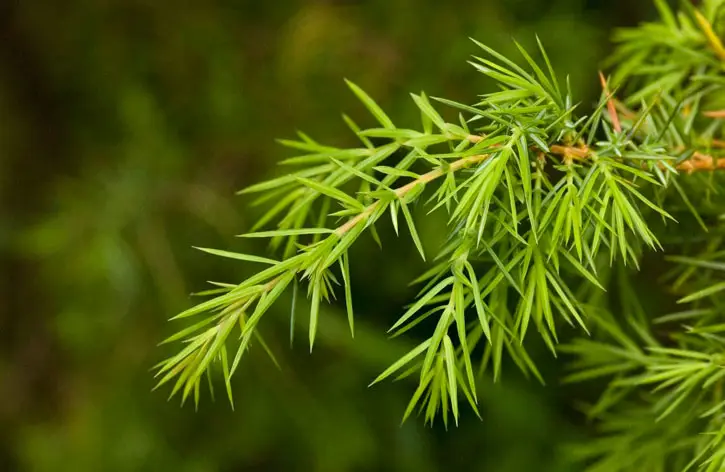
left=157, top=1, right=725, bottom=468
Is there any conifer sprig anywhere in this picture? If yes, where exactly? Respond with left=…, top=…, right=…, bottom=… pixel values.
left=157, top=1, right=725, bottom=467
left=559, top=1, right=725, bottom=469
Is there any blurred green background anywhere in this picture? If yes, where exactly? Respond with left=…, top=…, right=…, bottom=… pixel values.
left=0, top=1, right=658, bottom=471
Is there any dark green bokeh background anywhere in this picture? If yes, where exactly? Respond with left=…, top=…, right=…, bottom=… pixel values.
left=0, top=1, right=655, bottom=470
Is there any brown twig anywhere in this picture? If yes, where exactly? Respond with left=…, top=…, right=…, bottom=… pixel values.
left=334, top=130, right=724, bottom=237
left=335, top=152, right=491, bottom=236
left=599, top=71, right=622, bottom=133
left=550, top=144, right=590, bottom=164
left=677, top=152, right=725, bottom=173
left=704, top=110, right=725, bottom=119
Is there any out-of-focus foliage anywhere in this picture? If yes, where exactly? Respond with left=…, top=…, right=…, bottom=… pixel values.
left=0, top=1, right=653, bottom=471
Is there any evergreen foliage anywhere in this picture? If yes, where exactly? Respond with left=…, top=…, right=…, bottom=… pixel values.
left=157, top=0, right=725, bottom=468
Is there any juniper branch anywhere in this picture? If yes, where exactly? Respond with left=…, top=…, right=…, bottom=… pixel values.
left=157, top=2, right=725, bottom=467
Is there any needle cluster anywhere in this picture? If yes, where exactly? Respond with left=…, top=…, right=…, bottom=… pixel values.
left=156, top=1, right=725, bottom=468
